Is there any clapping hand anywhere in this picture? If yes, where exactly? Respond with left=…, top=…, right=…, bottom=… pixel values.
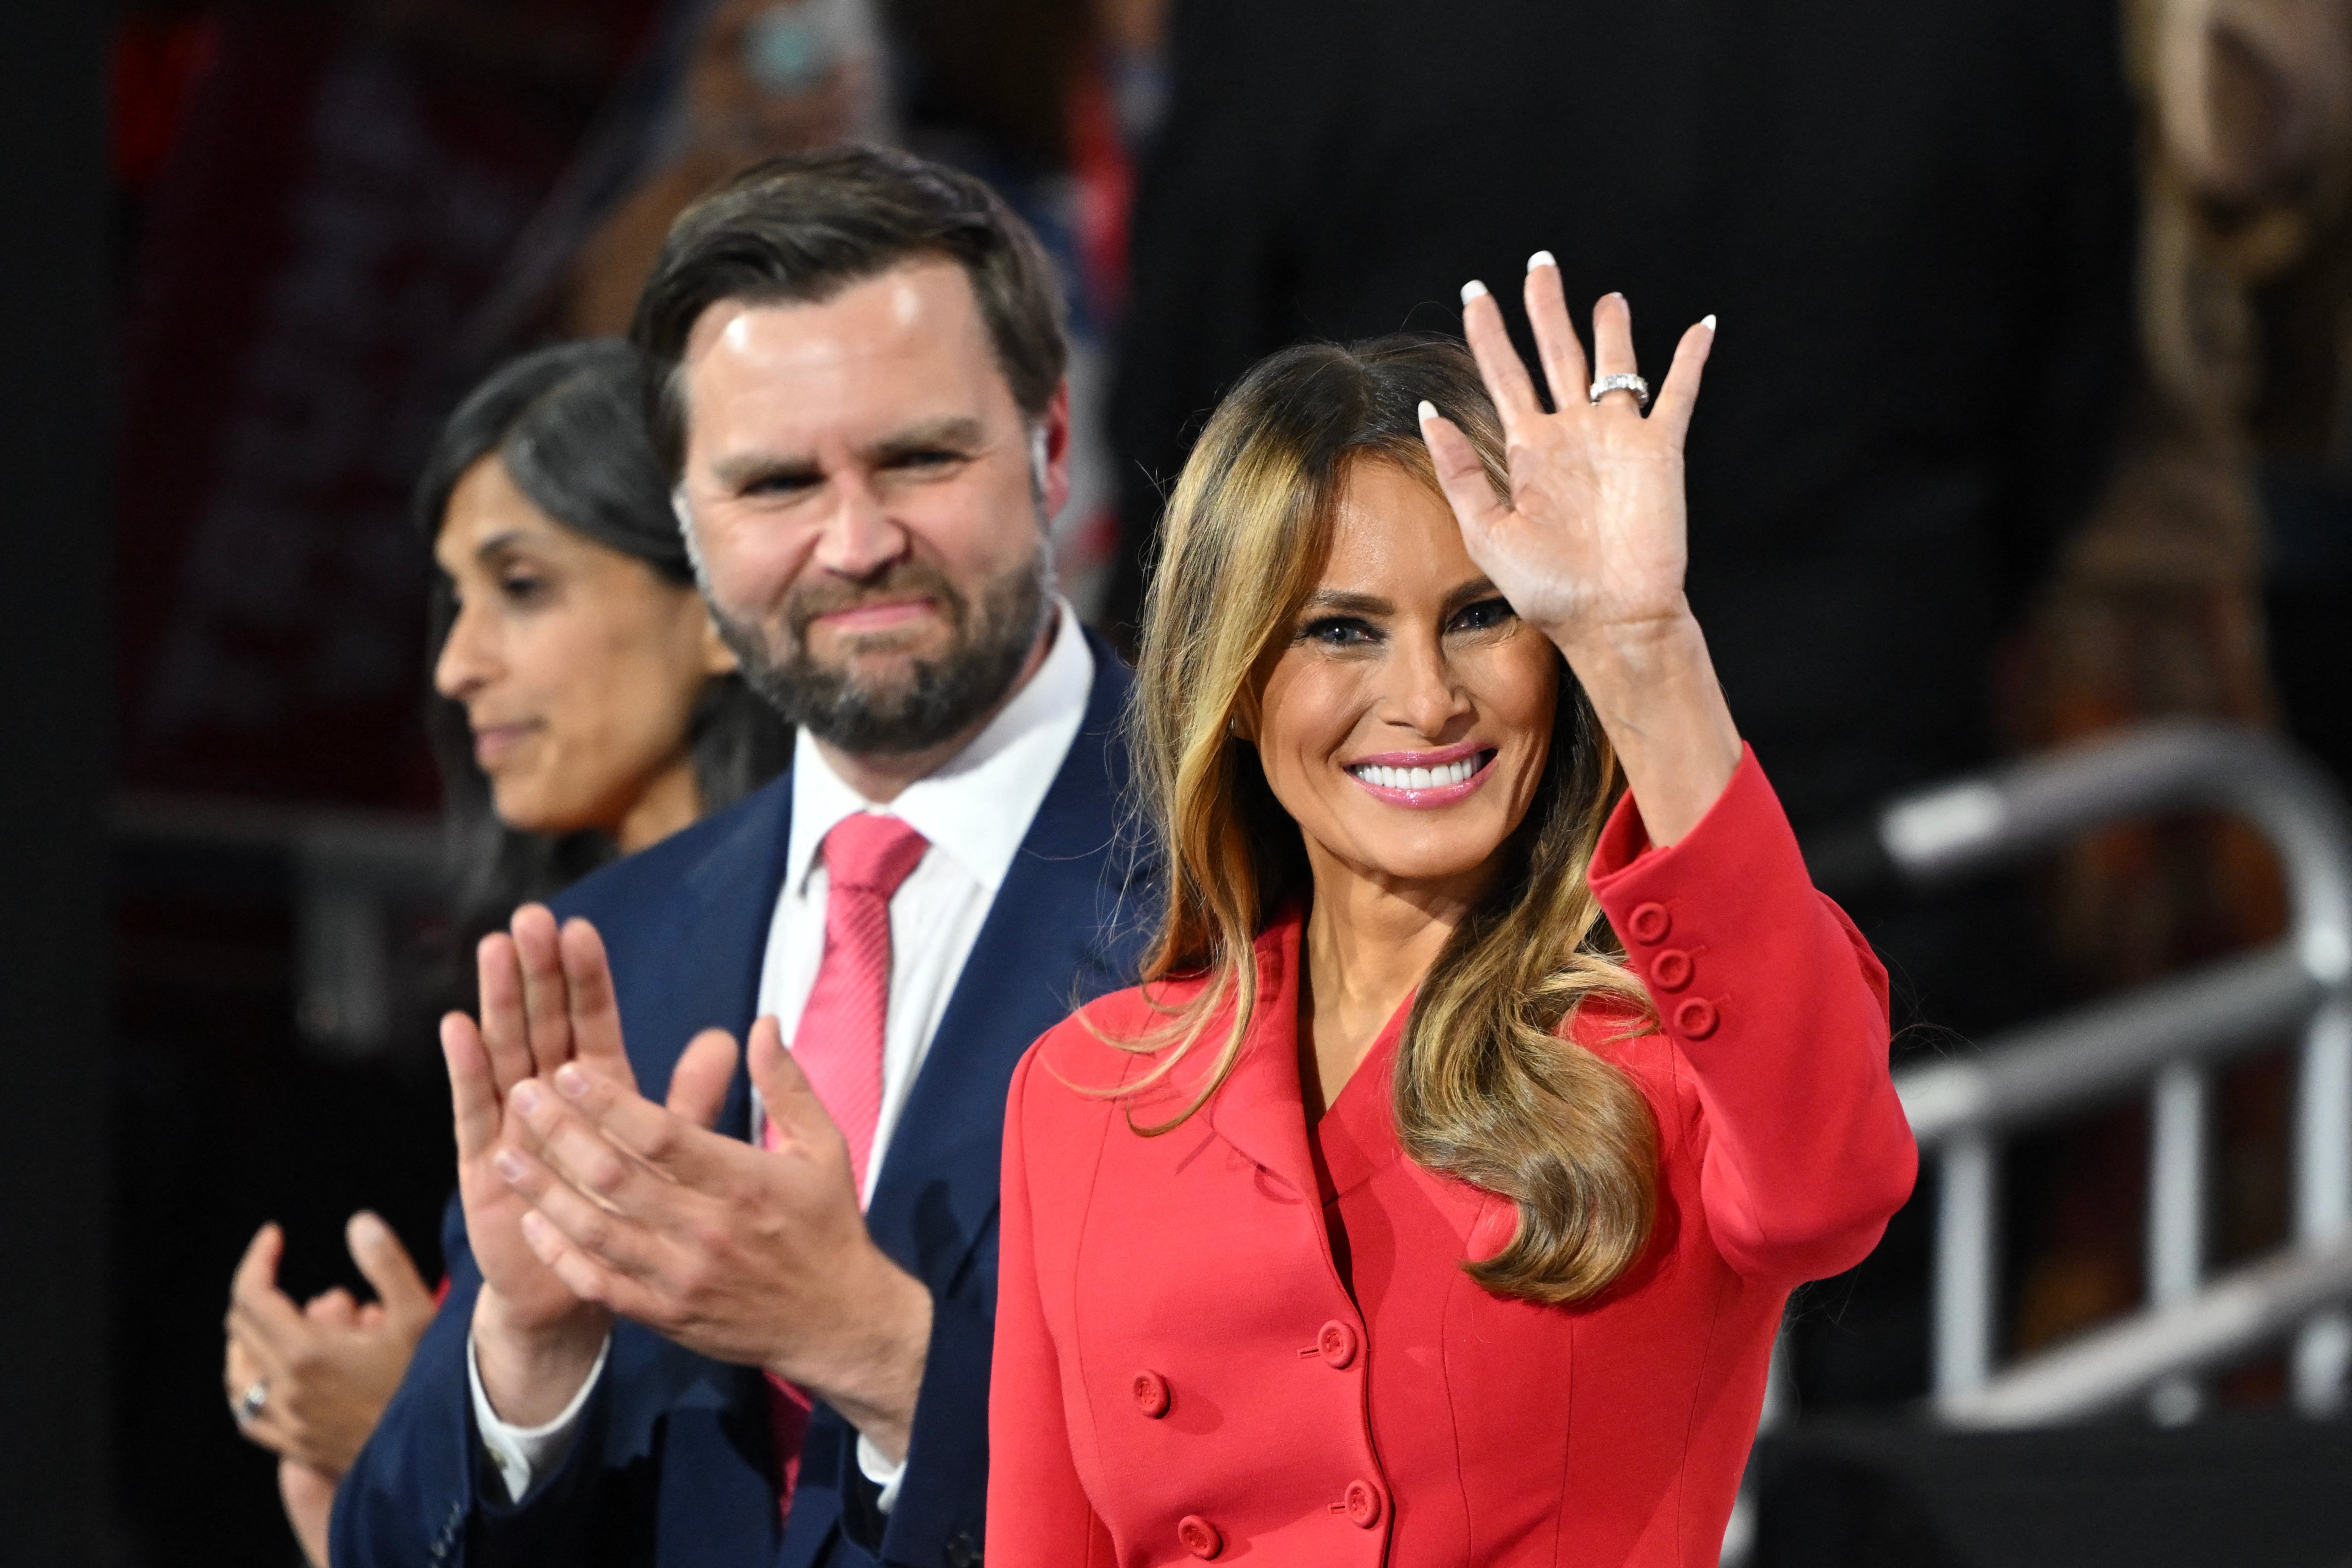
left=490, top=1015, right=933, bottom=1462
left=443, top=905, right=733, bottom=1423
left=223, top=1212, right=436, bottom=1473
left=1421, top=255, right=1741, bottom=844
left=223, top=1212, right=437, bottom=1566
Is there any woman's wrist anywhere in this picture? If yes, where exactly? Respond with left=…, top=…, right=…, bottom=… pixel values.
left=1547, top=608, right=1741, bottom=847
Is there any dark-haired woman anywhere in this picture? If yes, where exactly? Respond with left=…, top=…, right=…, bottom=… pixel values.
left=221, top=340, right=789, bottom=1567
left=988, top=265, right=1916, bottom=1565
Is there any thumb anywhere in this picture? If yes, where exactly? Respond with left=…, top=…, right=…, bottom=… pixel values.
left=666, top=1027, right=741, bottom=1130
left=345, top=1211, right=434, bottom=1330
left=1418, top=400, right=1513, bottom=550
left=232, top=1221, right=285, bottom=1302
left=747, top=1017, right=845, bottom=1156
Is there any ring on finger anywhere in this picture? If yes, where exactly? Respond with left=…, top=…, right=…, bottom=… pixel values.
left=1590, top=372, right=1650, bottom=410
left=234, top=1378, right=269, bottom=1425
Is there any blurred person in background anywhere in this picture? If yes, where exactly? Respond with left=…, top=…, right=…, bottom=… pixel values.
left=221, top=339, right=789, bottom=1567
left=565, top=0, right=893, bottom=336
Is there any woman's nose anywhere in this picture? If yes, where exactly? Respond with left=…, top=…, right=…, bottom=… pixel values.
left=1384, top=636, right=1471, bottom=737
left=433, top=602, right=497, bottom=701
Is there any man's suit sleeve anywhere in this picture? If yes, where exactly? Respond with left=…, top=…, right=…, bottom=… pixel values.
left=329, top=1193, right=618, bottom=1568
left=818, top=1223, right=999, bottom=1565
left=869, top=1283, right=997, bottom=1564
left=329, top=1191, right=486, bottom=1567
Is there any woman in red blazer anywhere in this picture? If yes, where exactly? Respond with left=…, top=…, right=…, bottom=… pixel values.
left=990, top=262, right=1918, bottom=1565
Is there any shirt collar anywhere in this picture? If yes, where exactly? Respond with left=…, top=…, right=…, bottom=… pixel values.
left=784, top=600, right=1095, bottom=898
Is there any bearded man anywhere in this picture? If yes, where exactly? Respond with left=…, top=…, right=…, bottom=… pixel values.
left=334, top=148, right=1147, bottom=1568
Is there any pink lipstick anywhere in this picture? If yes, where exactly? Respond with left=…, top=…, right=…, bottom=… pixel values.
left=1343, top=741, right=1496, bottom=809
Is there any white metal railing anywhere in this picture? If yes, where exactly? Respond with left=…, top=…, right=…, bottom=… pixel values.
left=1863, top=722, right=2352, bottom=1425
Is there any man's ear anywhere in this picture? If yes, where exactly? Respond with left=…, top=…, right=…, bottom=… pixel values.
left=1032, top=382, right=1073, bottom=519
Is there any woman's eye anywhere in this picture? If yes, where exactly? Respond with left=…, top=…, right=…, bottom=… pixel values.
left=498, top=573, right=549, bottom=605
left=1299, top=615, right=1378, bottom=648
left=1449, top=597, right=1517, bottom=634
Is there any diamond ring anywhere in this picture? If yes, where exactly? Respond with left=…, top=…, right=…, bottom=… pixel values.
left=1589, top=372, right=1650, bottom=409
left=235, top=1378, right=269, bottom=1425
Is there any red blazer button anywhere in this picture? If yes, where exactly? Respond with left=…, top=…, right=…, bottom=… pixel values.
left=1674, top=997, right=1720, bottom=1039
left=1343, top=1479, right=1385, bottom=1528
left=1177, top=1514, right=1223, bottom=1558
left=1133, top=1370, right=1172, bottom=1418
left=1627, top=902, right=1671, bottom=944
left=1317, top=1320, right=1358, bottom=1368
left=1650, top=949, right=1694, bottom=992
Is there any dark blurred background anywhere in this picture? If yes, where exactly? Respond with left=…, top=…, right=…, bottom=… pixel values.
left=5, top=0, right=2351, bottom=1561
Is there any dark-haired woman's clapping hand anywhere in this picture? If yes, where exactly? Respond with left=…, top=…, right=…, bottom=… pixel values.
left=1420, top=256, right=1741, bottom=844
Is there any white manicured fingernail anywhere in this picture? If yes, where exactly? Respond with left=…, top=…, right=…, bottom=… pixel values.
left=1417, top=399, right=1438, bottom=426
left=1527, top=250, right=1556, bottom=272
left=1702, top=313, right=1717, bottom=332
left=1460, top=280, right=1489, bottom=304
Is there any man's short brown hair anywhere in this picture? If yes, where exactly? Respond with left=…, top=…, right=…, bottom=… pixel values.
left=631, top=146, right=1069, bottom=476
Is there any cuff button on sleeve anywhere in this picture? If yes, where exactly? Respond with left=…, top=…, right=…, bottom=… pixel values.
left=1650, top=949, right=1694, bottom=991
left=1674, top=996, right=1720, bottom=1039
left=1627, top=901, right=1672, bottom=944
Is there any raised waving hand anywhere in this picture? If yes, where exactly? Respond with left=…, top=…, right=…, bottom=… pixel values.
left=1420, top=255, right=1741, bottom=844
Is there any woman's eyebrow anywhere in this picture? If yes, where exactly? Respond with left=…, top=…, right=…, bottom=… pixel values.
left=1302, top=588, right=1391, bottom=617
left=1441, top=577, right=1502, bottom=614
left=472, top=530, right=530, bottom=565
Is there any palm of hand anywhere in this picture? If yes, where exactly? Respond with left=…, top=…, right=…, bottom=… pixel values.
left=460, top=1100, right=593, bottom=1330
left=1423, top=274, right=1712, bottom=653
left=1488, top=420, right=1690, bottom=643
left=444, top=911, right=635, bottom=1336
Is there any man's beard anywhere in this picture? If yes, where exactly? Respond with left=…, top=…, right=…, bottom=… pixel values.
left=707, top=548, right=1051, bottom=756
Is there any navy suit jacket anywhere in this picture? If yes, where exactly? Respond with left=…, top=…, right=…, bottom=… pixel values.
left=334, top=638, right=1147, bottom=1568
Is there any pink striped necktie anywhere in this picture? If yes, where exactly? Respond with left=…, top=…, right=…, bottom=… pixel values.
left=761, top=811, right=929, bottom=1520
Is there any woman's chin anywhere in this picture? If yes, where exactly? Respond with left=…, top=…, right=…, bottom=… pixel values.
left=487, top=786, right=568, bottom=840
left=1330, top=827, right=1510, bottom=893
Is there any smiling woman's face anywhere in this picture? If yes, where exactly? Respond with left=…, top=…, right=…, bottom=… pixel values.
left=1252, top=458, right=1561, bottom=896
left=432, top=455, right=734, bottom=846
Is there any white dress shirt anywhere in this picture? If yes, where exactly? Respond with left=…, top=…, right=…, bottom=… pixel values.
left=471, top=607, right=1095, bottom=1508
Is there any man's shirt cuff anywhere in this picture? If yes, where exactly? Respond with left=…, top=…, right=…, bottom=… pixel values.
left=466, top=1330, right=610, bottom=1504
left=856, top=1432, right=907, bottom=1513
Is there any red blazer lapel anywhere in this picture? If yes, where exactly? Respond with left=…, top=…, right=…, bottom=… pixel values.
left=1201, top=910, right=1322, bottom=1202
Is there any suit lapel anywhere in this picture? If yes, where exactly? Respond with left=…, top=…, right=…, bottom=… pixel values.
left=864, top=638, right=1149, bottom=1283
left=623, top=776, right=795, bottom=1144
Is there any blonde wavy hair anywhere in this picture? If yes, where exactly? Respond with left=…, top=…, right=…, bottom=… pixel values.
left=1121, top=336, right=1661, bottom=1304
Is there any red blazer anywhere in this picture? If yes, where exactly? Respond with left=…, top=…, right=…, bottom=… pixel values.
left=989, top=751, right=1917, bottom=1566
